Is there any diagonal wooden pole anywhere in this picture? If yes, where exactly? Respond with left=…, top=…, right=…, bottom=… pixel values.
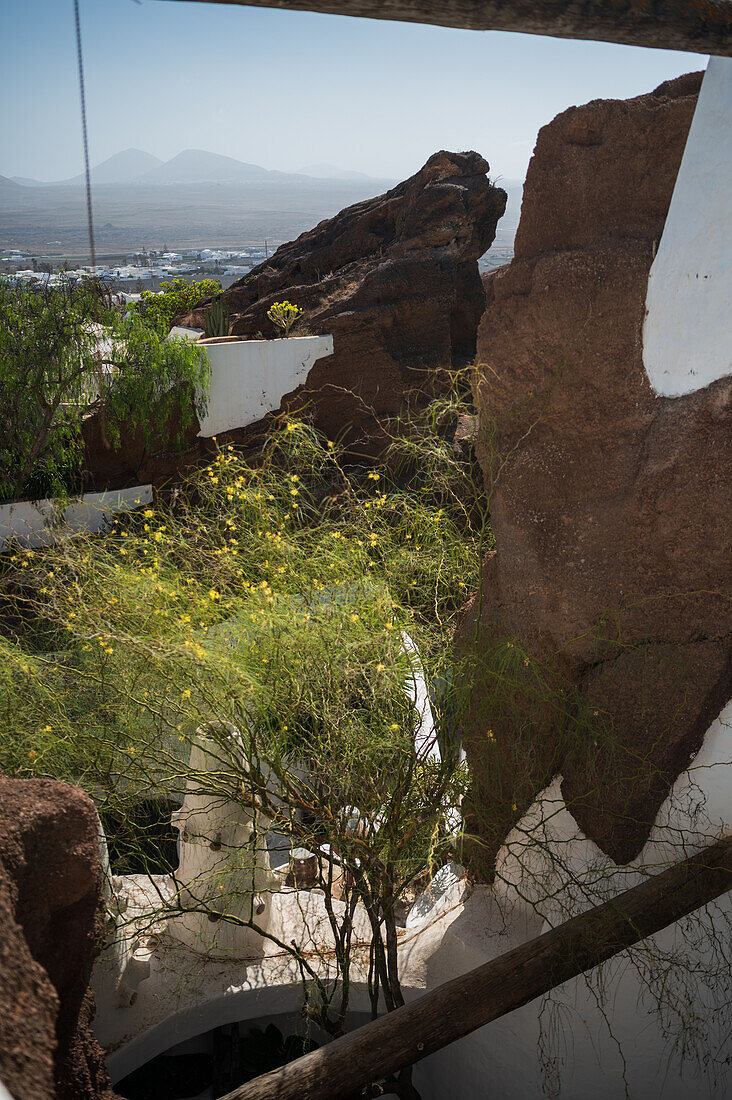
left=225, top=836, right=732, bottom=1100
left=159, top=1, right=732, bottom=57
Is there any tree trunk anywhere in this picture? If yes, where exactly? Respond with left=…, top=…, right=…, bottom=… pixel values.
left=166, top=1, right=732, bottom=56
left=225, top=836, right=732, bottom=1100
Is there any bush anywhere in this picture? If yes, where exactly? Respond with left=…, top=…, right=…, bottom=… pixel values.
left=0, top=276, right=210, bottom=502
left=133, top=278, right=222, bottom=336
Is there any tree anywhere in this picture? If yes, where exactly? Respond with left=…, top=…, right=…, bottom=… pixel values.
left=2, top=381, right=728, bottom=1099
left=132, top=277, right=222, bottom=336
left=0, top=275, right=210, bottom=502
left=1, top=386, right=481, bottom=1098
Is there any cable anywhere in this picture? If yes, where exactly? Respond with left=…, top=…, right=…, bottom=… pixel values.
left=73, top=0, right=96, bottom=274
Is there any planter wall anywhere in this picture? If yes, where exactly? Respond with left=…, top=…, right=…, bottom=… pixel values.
left=170, top=330, right=334, bottom=438
left=0, top=485, right=152, bottom=552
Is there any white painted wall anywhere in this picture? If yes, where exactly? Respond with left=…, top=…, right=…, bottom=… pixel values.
left=414, top=700, right=732, bottom=1100
left=94, top=702, right=731, bottom=1096
left=0, top=485, right=152, bottom=552
left=171, top=333, right=333, bottom=438
left=1, top=334, right=332, bottom=552
left=643, top=57, right=732, bottom=397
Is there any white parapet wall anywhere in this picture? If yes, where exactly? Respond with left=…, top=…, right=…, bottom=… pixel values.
left=0, top=485, right=152, bottom=553
left=643, top=57, right=732, bottom=397
left=1, top=334, right=332, bottom=553
left=169, top=331, right=334, bottom=438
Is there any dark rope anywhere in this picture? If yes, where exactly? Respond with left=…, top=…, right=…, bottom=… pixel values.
left=73, top=0, right=96, bottom=274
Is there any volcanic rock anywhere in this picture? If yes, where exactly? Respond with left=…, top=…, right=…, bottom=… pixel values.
left=181, top=151, right=506, bottom=451
left=0, top=775, right=116, bottom=1099
left=458, top=71, right=732, bottom=872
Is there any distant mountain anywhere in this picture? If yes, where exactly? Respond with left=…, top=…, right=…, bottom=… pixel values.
left=62, top=148, right=164, bottom=186
left=0, top=175, right=22, bottom=190
left=140, top=149, right=280, bottom=184
left=4, top=151, right=389, bottom=189
left=298, top=163, right=375, bottom=181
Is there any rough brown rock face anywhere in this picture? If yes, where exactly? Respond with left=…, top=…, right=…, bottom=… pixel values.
left=0, top=776, right=116, bottom=1100
left=459, top=72, right=732, bottom=872
left=181, top=151, right=506, bottom=452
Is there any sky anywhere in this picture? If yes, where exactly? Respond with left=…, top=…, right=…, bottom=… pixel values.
left=2, top=0, right=708, bottom=184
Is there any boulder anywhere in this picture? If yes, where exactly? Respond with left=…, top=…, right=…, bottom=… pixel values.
left=459, top=71, right=732, bottom=872
left=181, top=151, right=506, bottom=452
left=0, top=776, right=116, bottom=1100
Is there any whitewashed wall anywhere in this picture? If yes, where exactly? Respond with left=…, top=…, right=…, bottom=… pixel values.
left=643, top=57, right=732, bottom=396
left=413, top=700, right=732, bottom=1100
left=0, top=485, right=152, bottom=552
left=169, top=332, right=334, bottom=438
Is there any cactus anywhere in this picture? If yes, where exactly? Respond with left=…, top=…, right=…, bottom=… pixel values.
left=204, top=297, right=229, bottom=338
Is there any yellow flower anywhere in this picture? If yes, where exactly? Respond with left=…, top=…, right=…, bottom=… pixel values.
left=144, top=509, right=154, bottom=518
left=376, top=663, right=385, bottom=672
left=391, top=723, right=399, bottom=731
left=182, top=689, right=191, bottom=698
left=209, top=589, right=220, bottom=600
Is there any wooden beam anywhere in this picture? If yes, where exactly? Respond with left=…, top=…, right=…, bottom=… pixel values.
left=225, top=835, right=732, bottom=1099
left=161, top=1, right=732, bottom=56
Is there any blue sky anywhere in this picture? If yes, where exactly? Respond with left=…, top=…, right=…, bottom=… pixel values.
left=2, top=0, right=707, bottom=183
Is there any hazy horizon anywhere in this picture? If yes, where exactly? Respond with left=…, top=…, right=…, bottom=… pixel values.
left=3, top=0, right=707, bottom=186
left=5, top=146, right=401, bottom=187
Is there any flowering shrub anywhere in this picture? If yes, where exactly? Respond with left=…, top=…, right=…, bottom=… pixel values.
left=266, top=299, right=303, bottom=336
left=0, top=379, right=486, bottom=1029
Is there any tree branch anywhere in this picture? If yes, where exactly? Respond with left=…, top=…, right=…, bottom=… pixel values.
left=226, top=835, right=732, bottom=1100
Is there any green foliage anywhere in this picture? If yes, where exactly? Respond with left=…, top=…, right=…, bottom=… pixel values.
left=0, top=276, right=210, bottom=502
left=267, top=299, right=303, bottom=336
left=134, top=277, right=221, bottom=336
left=1, top=386, right=482, bottom=789
left=204, top=296, right=230, bottom=338
left=0, top=379, right=486, bottom=1032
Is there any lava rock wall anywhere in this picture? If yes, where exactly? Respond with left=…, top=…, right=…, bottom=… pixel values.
left=460, top=72, right=732, bottom=874
left=0, top=776, right=116, bottom=1100
left=183, top=151, right=506, bottom=452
